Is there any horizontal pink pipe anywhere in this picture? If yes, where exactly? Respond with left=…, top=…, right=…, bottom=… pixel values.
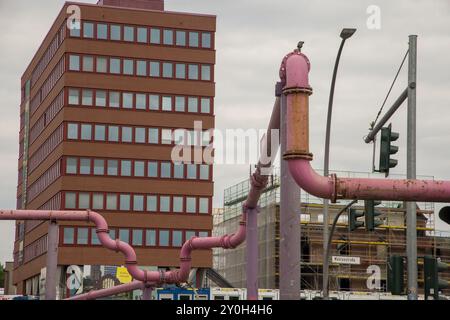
left=65, top=280, right=149, bottom=300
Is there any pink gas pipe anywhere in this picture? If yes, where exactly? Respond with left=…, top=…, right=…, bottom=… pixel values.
left=280, top=49, right=450, bottom=203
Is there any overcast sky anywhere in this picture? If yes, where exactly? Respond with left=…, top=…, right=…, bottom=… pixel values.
left=1, top=0, right=450, bottom=263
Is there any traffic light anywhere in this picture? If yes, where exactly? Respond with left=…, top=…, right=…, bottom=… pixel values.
left=424, top=256, right=449, bottom=300
left=348, top=208, right=364, bottom=231
left=379, top=124, right=399, bottom=177
left=387, top=255, right=404, bottom=295
left=364, top=200, right=383, bottom=231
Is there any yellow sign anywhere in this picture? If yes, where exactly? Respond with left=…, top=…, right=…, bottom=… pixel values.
left=116, top=267, right=132, bottom=284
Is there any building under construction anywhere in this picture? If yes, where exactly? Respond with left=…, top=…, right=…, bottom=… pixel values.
left=213, top=169, right=450, bottom=295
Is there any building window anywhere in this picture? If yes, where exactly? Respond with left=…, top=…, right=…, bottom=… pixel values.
left=162, top=96, right=172, bottom=111
left=106, top=194, right=118, bottom=210
left=96, top=90, right=107, bottom=107
left=108, top=126, right=119, bottom=142
left=110, top=229, right=117, bottom=239
left=91, top=229, right=101, bottom=245
left=174, top=163, right=184, bottom=179
left=174, top=96, right=186, bottom=112
left=136, top=93, right=147, bottom=110
left=82, top=89, right=93, bottom=106
left=124, top=26, right=135, bottom=42
left=123, top=59, right=134, bottom=75
left=173, top=196, right=183, bottom=213
left=161, top=162, right=171, bottom=178
left=123, top=93, right=133, bottom=109
left=162, top=63, right=173, bottom=78
left=107, top=160, right=118, bottom=176
left=201, top=98, right=211, bottom=114
left=176, top=31, right=186, bottom=46
left=199, top=198, right=209, bottom=214
left=186, top=231, right=196, bottom=240
left=134, top=161, right=145, bottom=177
left=69, top=55, right=80, bottom=71
left=65, top=192, right=76, bottom=209
left=150, top=28, right=161, bottom=44
left=68, top=89, right=79, bottom=105
left=137, top=27, right=147, bottom=43
left=119, top=229, right=130, bottom=244
left=135, top=127, right=146, bottom=143
left=201, top=65, right=211, bottom=81
left=80, top=158, right=91, bottom=175
left=175, top=63, right=186, bottom=79
left=133, top=195, right=144, bottom=211
left=161, top=129, right=172, bottom=145
left=159, top=230, right=169, bottom=246
left=202, top=33, right=212, bottom=48
left=147, top=162, right=158, bottom=178
left=77, top=228, right=89, bottom=245
left=66, top=157, right=78, bottom=174
left=160, top=196, right=170, bottom=212
left=68, top=124, right=79, bottom=139
left=148, top=128, right=159, bottom=144
left=186, top=197, right=196, bottom=213
left=94, top=125, right=106, bottom=141
left=149, top=95, right=159, bottom=110
left=93, top=193, right=104, bottom=210
left=187, top=164, right=197, bottom=179
left=200, top=165, right=210, bottom=180
left=189, top=32, right=199, bottom=47
left=121, top=160, right=132, bottom=176
left=63, top=227, right=75, bottom=244
left=163, top=29, right=173, bottom=45
left=69, top=24, right=80, bottom=37
left=137, top=60, right=147, bottom=76
left=82, top=56, right=94, bottom=72
left=199, top=232, right=209, bottom=238
left=132, top=229, right=143, bottom=246
left=97, top=23, right=107, bottom=39
left=121, top=127, right=133, bottom=143
left=94, top=159, right=105, bottom=175
left=96, top=57, right=107, bottom=73
left=146, top=230, right=156, bottom=246
left=110, top=58, right=121, bottom=74
left=109, top=92, right=120, bottom=108
left=188, top=97, right=198, bottom=113
left=79, top=193, right=90, bottom=209
left=147, top=195, right=157, bottom=212
left=188, top=64, right=199, bottom=80
left=150, top=61, right=160, bottom=77
left=110, top=25, right=121, bottom=41
left=172, top=231, right=183, bottom=247
left=81, top=124, right=92, bottom=140
left=120, top=194, right=131, bottom=210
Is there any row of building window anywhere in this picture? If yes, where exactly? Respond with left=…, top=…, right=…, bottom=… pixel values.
left=64, top=157, right=211, bottom=181
left=64, top=191, right=211, bottom=215
left=23, top=235, right=48, bottom=264
left=69, top=21, right=213, bottom=49
left=67, top=87, right=213, bottom=114
left=27, top=159, right=61, bottom=203
left=66, top=122, right=212, bottom=147
left=62, top=226, right=210, bottom=248
left=68, top=54, right=213, bottom=81
left=28, top=124, right=64, bottom=174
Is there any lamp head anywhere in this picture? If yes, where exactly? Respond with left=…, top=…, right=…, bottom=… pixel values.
left=340, top=28, right=357, bottom=40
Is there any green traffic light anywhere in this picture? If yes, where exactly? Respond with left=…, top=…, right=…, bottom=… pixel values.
left=379, top=124, right=399, bottom=176
left=364, top=200, right=383, bottom=231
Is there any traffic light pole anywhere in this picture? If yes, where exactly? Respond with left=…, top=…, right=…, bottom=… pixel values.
left=406, top=34, right=418, bottom=300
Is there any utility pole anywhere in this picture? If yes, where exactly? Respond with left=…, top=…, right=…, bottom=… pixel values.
left=406, top=34, right=418, bottom=300
left=45, top=221, right=58, bottom=300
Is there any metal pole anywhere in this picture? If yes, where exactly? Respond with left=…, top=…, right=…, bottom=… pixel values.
left=364, top=88, right=408, bottom=143
left=142, top=285, right=153, bottom=300
left=45, top=220, right=58, bottom=300
left=323, top=39, right=345, bottom=299
left=280, top=90, right=301, bottom=300
left=246, top=208, right=259, bottom=300
left=406, top=34, right=418, bottom=300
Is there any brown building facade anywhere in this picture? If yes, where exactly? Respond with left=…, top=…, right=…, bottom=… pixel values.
left=14, top=0, right=216, bottom=297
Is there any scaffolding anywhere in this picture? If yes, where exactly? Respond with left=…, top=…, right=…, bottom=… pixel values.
left=214, top=168, right=450, bottom=294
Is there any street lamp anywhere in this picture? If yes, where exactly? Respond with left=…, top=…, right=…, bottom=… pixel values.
left=323, top=27, right=356, bottom=299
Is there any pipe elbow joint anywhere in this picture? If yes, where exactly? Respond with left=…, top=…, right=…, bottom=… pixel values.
left=280, top=50, right=312, bottom=94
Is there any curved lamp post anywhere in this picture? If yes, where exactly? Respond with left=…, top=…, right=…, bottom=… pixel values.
left=323, top=28, right=356, bottom=299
